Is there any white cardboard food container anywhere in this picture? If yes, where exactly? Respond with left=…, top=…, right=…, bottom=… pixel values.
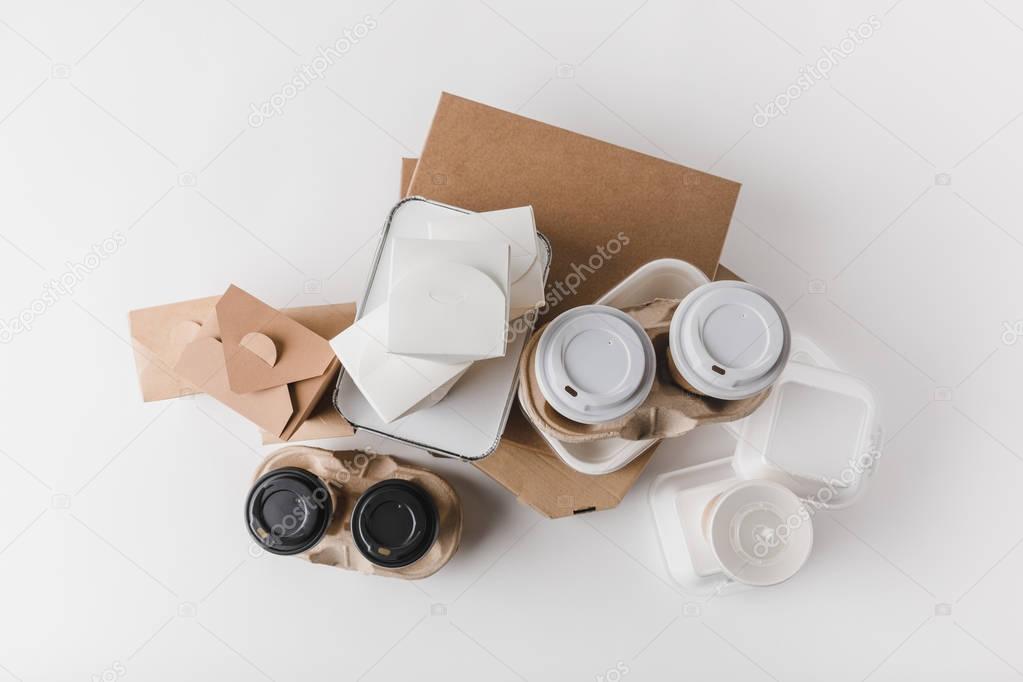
left=428, top=206, right=545, bottom=320
left=649, top=336, right=882, bottom=593
left=387, top=237, right=510, bottom=362
left=525, top=258, right=711, bottom=475
left=329, top=304, right=471, bottom=424
left=333, top=197, right=551, bottom=461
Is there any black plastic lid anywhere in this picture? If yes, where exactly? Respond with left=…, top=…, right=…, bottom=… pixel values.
left=246, top=467, right=333, bottom=555
left=351, top=480, right=439, bottom=568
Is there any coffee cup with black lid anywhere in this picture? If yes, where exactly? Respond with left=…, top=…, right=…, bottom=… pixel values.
left=533, top=304, right=656, bottom=425
left=246, top=467, right=335, bottom=556
left=668, top=281, right=790, bottom=400
left=351, top=479, right=439, bottom=568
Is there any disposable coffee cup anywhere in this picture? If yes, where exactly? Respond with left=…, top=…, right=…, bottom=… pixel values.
left=534, top=304, right=656, bottom=425
left=702, top=480, right=812, bottom=587
left=668, top=281, right=790, bottom=400
left=246, top=467, right=334, bottom=555
left=352, top=480, right=439, bottom=568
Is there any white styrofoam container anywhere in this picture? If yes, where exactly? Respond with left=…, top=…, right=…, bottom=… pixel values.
left=649, top=336, right=881, bottom=593
left=732, top=359, right=880, bottom=509
left=523, top=259, right=710, bottom=475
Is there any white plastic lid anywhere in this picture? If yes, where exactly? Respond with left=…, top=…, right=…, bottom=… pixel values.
left=534, top=305, right=656, bottom=424
left=669, top=282, right=790, bottom=400
left=704, top=480, right=813, bottom=586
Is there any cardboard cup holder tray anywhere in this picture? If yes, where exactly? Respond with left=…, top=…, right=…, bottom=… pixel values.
left=520, top=258, right=712, bottom=475
left=253, top=446, right=462, bottom=580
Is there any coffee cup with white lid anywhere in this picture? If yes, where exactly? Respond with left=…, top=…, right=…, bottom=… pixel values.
left=668, top=281, right=790, bottom=400
left=534, top=304, right=656, bottom=425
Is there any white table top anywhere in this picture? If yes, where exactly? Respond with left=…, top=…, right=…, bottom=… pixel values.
left=2, top=0, right=1022, bottom=679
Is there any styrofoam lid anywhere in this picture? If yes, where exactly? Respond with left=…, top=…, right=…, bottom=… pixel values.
left=705, top=480, right=812, bottom=586
left=732, top=361, right=880, bottom=509
left=670, top=281, right=790, bottom=400
left=534, top=305, right=655, bottom=424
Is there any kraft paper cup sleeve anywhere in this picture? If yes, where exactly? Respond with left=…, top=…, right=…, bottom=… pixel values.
left=519, top=298, right=770, bottom=443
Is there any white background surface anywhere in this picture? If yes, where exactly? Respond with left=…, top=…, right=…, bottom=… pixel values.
left=2, top=0, right=1022, bottom=680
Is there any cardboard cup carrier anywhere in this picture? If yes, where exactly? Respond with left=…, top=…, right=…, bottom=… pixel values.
left=519, top=263, right=785, bottom=452
left=247, top=446, right=461, bottom=579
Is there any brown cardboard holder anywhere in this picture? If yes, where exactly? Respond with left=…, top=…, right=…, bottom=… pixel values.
left=129, top=293, right=357, bottom=442
left=253, top=446, right=462, bottom=580
left=518, top=298, right=770, bottom=443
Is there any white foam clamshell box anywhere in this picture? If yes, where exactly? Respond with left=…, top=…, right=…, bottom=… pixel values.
left=649, top=336, right=882, bottom=594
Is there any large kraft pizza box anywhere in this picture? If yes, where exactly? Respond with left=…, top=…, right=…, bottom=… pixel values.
left=402, top=93, right=742, bottom=517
